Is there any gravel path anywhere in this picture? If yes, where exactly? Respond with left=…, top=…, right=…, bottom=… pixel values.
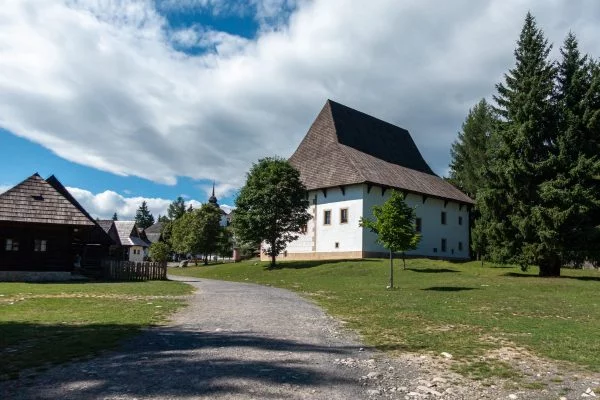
left=1, top=276, right=415, bottom=399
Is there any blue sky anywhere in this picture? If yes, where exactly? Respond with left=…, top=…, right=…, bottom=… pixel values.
left=1, top=0, right=599, bottom=219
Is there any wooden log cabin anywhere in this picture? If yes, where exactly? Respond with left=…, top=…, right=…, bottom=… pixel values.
left=0, top=173, right=113, bottom=281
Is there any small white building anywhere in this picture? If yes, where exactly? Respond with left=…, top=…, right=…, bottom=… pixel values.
left=264, top=100, right=474, bottom=261
left=98, top=220, right=149, bottom=262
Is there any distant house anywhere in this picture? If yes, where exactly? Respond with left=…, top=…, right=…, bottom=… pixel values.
left=0, top=173, right=112, bottom=281
left=144, top=221, right=163, bottom=244
left=98, top=220, right=149, bottom=262
left=265, top=100, right=474, bottom=261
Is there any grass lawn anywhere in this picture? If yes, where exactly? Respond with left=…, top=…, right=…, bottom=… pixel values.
left=169, top=259, right=600, bottom=378
left=0, top=280, right=193, bottom=380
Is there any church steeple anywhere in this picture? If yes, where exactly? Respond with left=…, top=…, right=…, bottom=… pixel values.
left=208, top=181, right=218, bottom=206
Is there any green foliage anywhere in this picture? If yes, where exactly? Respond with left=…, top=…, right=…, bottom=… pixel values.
left=233, top=157, right=311, bottom=268
left=134, top=201, right=155, bottom=229
left=148, top=242, right=170, bottom=262
left=112, top=212, right=118, bottom=221
left=157, top=214, right=170, bottom=223
left=360, top=190, right=421, bottom=253
left=167, top=196, right=186, bottom=221
left=468, top=13, right=600, bottom=276
left=449, top=99, right=495, bottom=197
left=170, top=203, right=222, bottom=264
left=216, top=227, right=234, bottom=258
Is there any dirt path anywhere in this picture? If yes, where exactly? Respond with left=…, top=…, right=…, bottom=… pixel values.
left=1, top=276, right=417, bottom=399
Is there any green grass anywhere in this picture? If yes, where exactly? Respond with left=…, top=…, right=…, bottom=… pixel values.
left=169, top=259, right=600, bottom=378
left=0, top=280, right=193, bottom=380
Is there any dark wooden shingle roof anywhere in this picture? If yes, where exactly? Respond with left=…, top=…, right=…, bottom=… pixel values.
left=289, top=100, right=474, bottom=204
left=0, top=174, right=95, bottom=226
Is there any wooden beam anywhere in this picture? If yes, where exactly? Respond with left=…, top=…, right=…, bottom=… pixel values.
left=444, top=200, right=449, bottom=208
left=321, top=188, right=327, bottom=198
left=381, top=186, right=387, bottom=196
left=422, top=195, right=428, bottom=204
left=367, top=183, right=373, bottom=194
left=339, top=185, right=346, bottom=196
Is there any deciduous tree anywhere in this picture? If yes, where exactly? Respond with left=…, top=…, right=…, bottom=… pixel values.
left=233, top=157, right=311, bottom=269
left=360, top=190, right=421, bottom=288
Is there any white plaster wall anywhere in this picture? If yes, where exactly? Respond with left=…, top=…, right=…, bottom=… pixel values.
left=129, top=246, right=145, bottom=262
left=362, top=186, right=470, bottom=259
left=284, top=185, right=364, bottom=253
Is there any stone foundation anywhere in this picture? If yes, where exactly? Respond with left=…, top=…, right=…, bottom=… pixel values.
left=0, top=270, right=72, bottom=282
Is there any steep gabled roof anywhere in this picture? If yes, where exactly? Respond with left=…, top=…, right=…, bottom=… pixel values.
left=289, top=100, right=474, bottom=204
left=0, top=174, right=95, bottom=225
left=113, top=221, right=148, bottom=247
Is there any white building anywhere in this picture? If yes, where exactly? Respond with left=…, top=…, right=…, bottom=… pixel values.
left=98, top=220, right=149, bottom=262
left=265, top=100, right=474, bottom=261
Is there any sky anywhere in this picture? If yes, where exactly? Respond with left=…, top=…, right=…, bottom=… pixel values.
left=1, top=0, right=600, bottom=220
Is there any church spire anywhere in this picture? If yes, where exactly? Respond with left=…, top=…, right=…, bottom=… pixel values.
left=208, top=181, right=218, bottom=206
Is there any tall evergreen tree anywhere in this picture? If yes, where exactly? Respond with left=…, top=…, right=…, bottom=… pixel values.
left=167, top=197, right=186, bottom=221
left=480, top=13, right=559, bottom=275
left=546, top=33, right=600, bottom=266
left=112, top=212, right=118, bottom=221
left=449, top=98, right=495, bottom=197
left=135, top=201, right=155, bottom=229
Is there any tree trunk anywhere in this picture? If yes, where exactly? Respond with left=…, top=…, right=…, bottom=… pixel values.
left=203, top=255, right=208, bottom=265
left=389, top=250, right=394, bottom=289
left=539, top=255, right=561, bottom=277
left=270, top=253, right=276, bottom=270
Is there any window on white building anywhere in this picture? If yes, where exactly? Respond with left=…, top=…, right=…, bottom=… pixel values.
left=458, top=216, right=463, bottom=225
left=441, top=212, right=447, bottom=225
left=415, top=218, right=422, bottom=233
left=441, top=238, right=447, bottom=252
left=323, top=210, right=331, bottom=225
left=340, top=208, right=348, bottom=224
left=34, top=239, right=47, bottom=252
left=458, top=241, right=463, bottom=251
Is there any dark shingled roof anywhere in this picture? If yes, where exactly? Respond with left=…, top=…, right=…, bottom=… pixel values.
left=0, top=174, right=95, bottom=226
left=289, top=100, right=474, bottom=204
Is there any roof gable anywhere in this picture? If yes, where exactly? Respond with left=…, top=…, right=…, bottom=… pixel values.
left=328, top=100, right=435, bottom=175
left=289, top=100, right=474, bottom=204
left=0, top=174, right=95, bottom=226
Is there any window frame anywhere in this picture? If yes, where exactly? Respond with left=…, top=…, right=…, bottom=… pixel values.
left=441, top=238, right=447, bottom=252
left=5, top=238, right=19, bottom=252
left=458, top=241, right=463, bottom=251
left=340, top=208, right=349, bottom=224
left=458, top=216, right=463, bottom=226
left=323, top=209, right=332, bottom=225
left=441, top=211, right=447, bottom=225
left=415, top=218, right=422, bottom=233
left=34, top=239, right=47, bottom=252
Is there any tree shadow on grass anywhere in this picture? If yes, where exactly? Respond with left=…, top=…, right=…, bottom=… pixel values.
left=504, top=272, right=600, bottom=282
left=406, top=268, right=460, bottom=273
left=270, top=259, right=368, bottom=270
left=0, top=322, right=361, bottom=399
left=422, top=287, right=478, bottom=292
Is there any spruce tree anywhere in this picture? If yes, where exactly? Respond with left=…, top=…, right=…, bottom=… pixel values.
left=481, top=13, right=559, bottom=275
left=112, top=212, right=118, bottom=221
left=167, top=197, right=186, bottom=220
left=547, top=33, right=600, bottom=266
left=135, top=201, right=155, bottom=229
left=449, top=99, right=494, bottom=197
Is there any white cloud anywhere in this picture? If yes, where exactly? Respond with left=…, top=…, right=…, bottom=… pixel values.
left=0, top=185, right=10, bottom=194
left=1, top=0, right=600, bottom=190
left=65, top=186, right=232, bottom=220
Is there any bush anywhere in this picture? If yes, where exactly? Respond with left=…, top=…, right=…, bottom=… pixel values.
left=149, top=242, right=170, bottom=262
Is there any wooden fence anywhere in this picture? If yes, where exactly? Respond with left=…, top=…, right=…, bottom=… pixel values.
left=101, top=260, right=168, bottom=281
